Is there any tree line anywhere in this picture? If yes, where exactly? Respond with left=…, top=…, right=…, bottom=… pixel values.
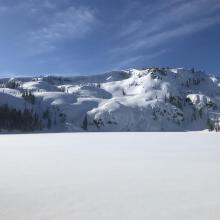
left=0, top=105, right=41, bottom=132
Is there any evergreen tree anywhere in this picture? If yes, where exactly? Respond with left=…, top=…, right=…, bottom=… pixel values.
left=82, top=115, right=88, bottom=130
left=0, top=105, right=41, bottom=132
left=22, top=90, right=35, bottom=104
left=47, top=118, right=52, bottom=129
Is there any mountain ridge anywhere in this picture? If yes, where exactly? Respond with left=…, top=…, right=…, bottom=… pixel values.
left=0, top=67, right=220, bottom=132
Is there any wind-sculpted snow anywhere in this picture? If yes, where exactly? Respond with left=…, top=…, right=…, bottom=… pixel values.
left=0, top=68, right=220, bottom=132
left=66, top=85, right=112, bottom=99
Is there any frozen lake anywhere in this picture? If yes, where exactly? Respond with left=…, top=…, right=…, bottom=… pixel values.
left=0, top=133, right=220, bottom=220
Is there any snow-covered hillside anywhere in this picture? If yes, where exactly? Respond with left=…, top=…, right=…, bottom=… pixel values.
left=0, top=68, right=220, bottom=132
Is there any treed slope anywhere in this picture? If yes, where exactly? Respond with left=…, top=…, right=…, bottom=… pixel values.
left=0, top=68, right=220, bottom=132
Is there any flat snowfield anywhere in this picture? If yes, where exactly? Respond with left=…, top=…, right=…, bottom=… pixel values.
left=0, top=133, right=220, bottom=220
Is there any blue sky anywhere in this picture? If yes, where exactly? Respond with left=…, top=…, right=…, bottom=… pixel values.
left=0, top=0, right=220, bottom=76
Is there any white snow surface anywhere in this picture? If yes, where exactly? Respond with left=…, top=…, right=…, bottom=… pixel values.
left=22, top=80, right=58, bottom=92
left=0, top=133, right=220, bottom=220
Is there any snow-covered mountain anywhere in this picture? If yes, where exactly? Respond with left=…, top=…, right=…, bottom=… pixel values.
left=0, top=67, right=220, bottom=132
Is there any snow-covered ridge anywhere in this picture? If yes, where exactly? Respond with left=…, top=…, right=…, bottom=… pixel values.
left=0, top=68, right=220, bottom=132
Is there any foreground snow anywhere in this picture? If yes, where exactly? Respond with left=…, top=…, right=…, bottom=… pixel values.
left=0, top=133, right=220, bottom=220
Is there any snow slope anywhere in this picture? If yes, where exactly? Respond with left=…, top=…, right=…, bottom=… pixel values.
left=22, top=80, right=58, bottom=92
left=0, top=133, right=220, bottom=220
left=0, top=88, right=32, bottom=110
left=0, top=67, right=220, bottom=132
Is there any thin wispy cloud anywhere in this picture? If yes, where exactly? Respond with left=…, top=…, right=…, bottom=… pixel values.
left=115, top=49, right=168, bottom=69
left=0, top=0, right=220, bottom=75
left=0, top=1, right=97, bottom=54
left=115, top=15, right=220, bottom=53
left=111, top=0, right=220, bottom=67
left=0, top=5, right=8, bottom=12
left=28, top=6, right=97, bottom=54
